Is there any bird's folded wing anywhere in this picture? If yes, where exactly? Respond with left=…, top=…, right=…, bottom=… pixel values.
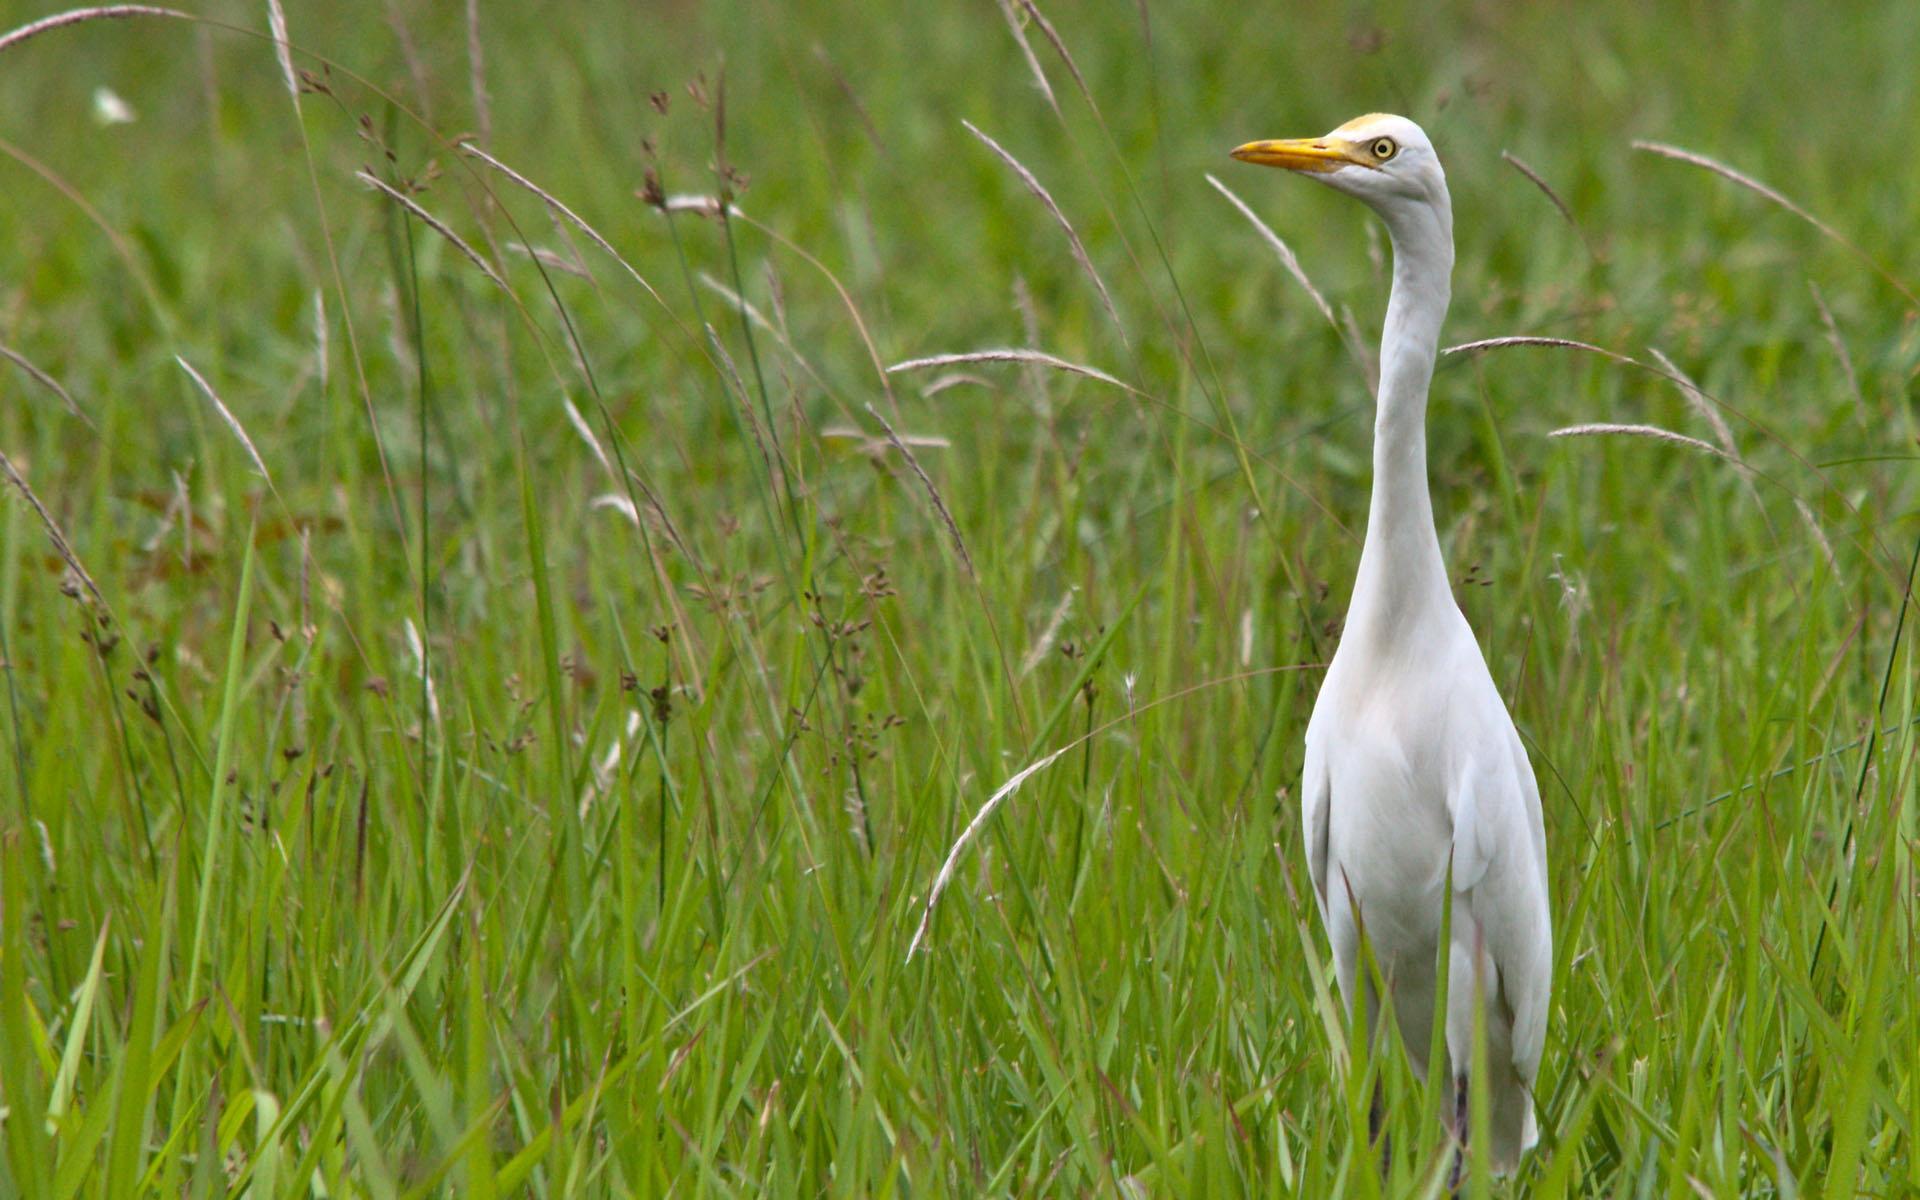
left=1302, top=736, right=1331, bottom=922
left=1448, top=739, right=1553, bottom=1083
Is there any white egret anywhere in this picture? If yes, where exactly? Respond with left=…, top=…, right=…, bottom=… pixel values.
left=1231, top=114, right=1552, bottom=1173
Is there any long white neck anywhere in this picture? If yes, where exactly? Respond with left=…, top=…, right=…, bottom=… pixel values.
left=1346, top=193, right=1455, bottom=644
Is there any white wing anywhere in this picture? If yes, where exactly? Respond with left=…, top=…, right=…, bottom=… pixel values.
left=1301, top=729, right=1332, bottom=924
left=1443, top=721, right=1551, bottom=1082
left=1448, top=722, right=1552, bottom=1087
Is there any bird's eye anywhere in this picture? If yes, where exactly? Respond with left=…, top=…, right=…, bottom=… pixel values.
left=1371, top=138, right=1398, bottom=160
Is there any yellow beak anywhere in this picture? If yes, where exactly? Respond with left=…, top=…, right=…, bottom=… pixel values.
left=1230, top=137, right=1354, bottom=173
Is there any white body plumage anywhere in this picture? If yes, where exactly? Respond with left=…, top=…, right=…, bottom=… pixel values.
left=1234, top=114, right=1552, bottom=1170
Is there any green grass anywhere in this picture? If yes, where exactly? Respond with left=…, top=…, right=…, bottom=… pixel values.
left=1, top=0, right=1916, bottom=1194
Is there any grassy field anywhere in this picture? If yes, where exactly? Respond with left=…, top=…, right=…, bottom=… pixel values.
left=0, top=0, right=1915, bottom=1195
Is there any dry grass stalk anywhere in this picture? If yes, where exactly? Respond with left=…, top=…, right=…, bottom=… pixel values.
left=865, top=403, right=974, bottom=579
left=264, top=0, right=296, bottom=97
left=459, top=141, right=667, bottom=306
left=354, top=169, right=507, bottom=293
left=906, top=662, right=1323, bottom=957
left=1633, top=140, right=1917, bottom=305
left=176, top=355, right=273, bottom=484
left=0, top=449, right=105, bottom=609
left=1500, top=150, right=1594, bottom=254
left=1547, top=422, right=1727, bottom=457
left=993, top=0, right=1059, bottom=117
left=1017, top=1, right=1093, bottom=106
left=907, top=738, right=1075, bottom=957
left=1208, top=173, right=1375, bottom=388
left=0, top=5, right=186, bottom=56
left=1, top=344, right=88, bottom=423
left=888, top=348, right=1135, bottom=394
left=963, top=120, right=1124, bottom=341
left=1206, top=174, right=1336, bottom=329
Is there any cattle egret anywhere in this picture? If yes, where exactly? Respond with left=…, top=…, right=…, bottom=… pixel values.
left=1232, top=114, right=1552, bottom=1173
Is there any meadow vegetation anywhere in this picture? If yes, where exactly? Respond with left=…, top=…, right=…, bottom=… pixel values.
left=0, top=0, right=1915, bottom=1194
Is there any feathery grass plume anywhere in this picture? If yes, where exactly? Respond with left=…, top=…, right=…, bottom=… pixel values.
left=993, top=0, right=1059, bottom=117
left=1206, top=174, right=1337, bottom=328
left=918, top=372, right=991, bottom=397
left=908, top=739, right=1075, bottom=957
left=1, top=343, right=89, bottom=423
left=1647, top=347, right=1771, bottom=523
left=1807, top=280, right=1865, bottom=418
left=888, top=348, right=1136, bottom=393
left=563, top=396, right=612, bottom=474
left=1445, top=335, right=1644, bottom=370
left=0, top=449, right=105, bottom=609
left=963, top=120, right=1124, bottom=341
left=732, top=211, right=897, bottom=404
left=865, top=403, right=974, bottom=579
left=264, top=0, right=296, bottom=97
left=1633, top=139, right=1918, bottom=305
left=589, top=493, right=640, bottom=526
left=507, top=241, right=588, bottom=277
left=404, top=617, right=439, bottom=724
left=354, top=169, right=508, bottom=293
left=1500, top=150, right=1595, bottom=255
left=1647, top=347, right=1736, bottom=454
left=0, top=5, right=187, bottom=56
left=698, top=271, right=832, bottom=396
left=1010, top=276, right=1050, bottom=413
left=458, top=140, right=666, bottom=306
left=1016, top=1, right=1093, bottom=107
left=908, top=661, right=1322, bottom=958
left=1019, top=589, right=1075, bottom=677
left=176, top=355, right=273, bottom=484
left=1207, top=173, right=1375, bottom=388
left=1795, top=498, right=1839, bottom=572
left=1547, top=422, right=1728, bottom=457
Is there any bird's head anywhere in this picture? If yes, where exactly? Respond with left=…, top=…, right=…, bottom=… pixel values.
left=1231, top=113, right=1446, bottom=217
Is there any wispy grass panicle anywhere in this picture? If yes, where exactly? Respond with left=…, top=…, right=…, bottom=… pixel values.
left=0, top=343, right=90, bottom=424
left=888, top=347, right=1137, bottom=393
left=354, top=169, right=508, bottom=293
left=0, top=449, right=106, bottom=609
left=264, top=0, right=297, bottom=97
left=1546, top=422, right=1728, bottom=457
left=1633, top=139, right=1919, bottom=304
left=175, top=355, right=273, bottom=484
left=865, top=403, right=974, bottom=579
left=1207, top=173, right=1375, bottom=391
left=0, top=5, right=186, bottom=57
left=963, top=120, right=1126, bottom=343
